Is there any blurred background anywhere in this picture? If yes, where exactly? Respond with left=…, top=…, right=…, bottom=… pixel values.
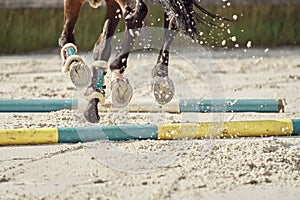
left=0, top=0, right=299, bottom=54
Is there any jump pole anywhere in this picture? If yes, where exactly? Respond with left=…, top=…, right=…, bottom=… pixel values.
left=0, top=119, right=299, bottom=145
left=0, top=99, right=284, bottom=113
left=0, top=99, right=76, bottom=112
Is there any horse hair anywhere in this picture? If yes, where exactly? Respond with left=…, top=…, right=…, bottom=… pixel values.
left=153, top=0, right=230, bottom=39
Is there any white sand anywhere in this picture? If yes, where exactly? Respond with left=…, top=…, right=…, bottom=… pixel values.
left=0, top=47, right=299, bottom=199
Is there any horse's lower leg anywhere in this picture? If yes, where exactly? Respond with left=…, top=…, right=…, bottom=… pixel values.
left=93, top=0, right=121, bottom=61
left=58, top=0, right=92, bottom=88
left=87, top=0, right=121, bottom=94
left=152, top=13, right=178, bottom=78
left=58, top=0, right=85, bottom=47
left=107, top=0, right=148, bottom=107
left=110, top=0, right=148, bottom=73
left=152, top=13, right=178, bottom=104
left=84, top=0, right=121, bottom=123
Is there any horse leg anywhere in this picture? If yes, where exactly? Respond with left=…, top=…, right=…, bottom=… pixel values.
left=84, top=0, right=121, bottom=123
left=58, top=0, right=92, bottom=89
left=58, top=0, right=85, bottom=47
left=152, top=12, right=178, bottom=104
left=108, top=0, right=148, bottom=108
left=93, top=0, right=121, bottom=61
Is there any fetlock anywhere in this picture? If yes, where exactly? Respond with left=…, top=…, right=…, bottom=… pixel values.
left=60, top=43, right=81, bottom=72
left=84, top=60, right=109, bottom=105
left=58, top=33, right=75, bottom=48
left=152, top=63, right=168, bottom=78
left=110, top=57, right=127, bottom=74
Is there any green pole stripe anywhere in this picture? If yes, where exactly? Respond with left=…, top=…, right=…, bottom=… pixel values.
left=58, top=124, right=158, bottom=142
left=180, top=99, right=280, bottom=113
left=292, top=119, right=300, bottom=136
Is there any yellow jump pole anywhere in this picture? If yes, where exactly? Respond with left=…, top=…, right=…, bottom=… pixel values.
left=157, top=119, right=295, bottom=139
left=0, top=119, right=299, bottom=145
left=0, top=128, right=58, bottom=145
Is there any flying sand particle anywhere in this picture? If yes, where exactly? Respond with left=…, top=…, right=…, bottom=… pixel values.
left=247, top=41, right=252, bottom=48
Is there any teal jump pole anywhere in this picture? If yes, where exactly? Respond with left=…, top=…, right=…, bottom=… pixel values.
left=58, top=124, right=158, bottom=143
left=179, top=99, right=284, bottom=113
left=0, top=99, right=284, bottom=113
left=0, top=99, right=77, bottom=112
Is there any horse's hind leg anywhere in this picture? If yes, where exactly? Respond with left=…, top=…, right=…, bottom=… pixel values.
left=152, top=13, right=178, bottom=104
left=108, top=0, right=148, bottom=107
left=110, top=0, right=147, bottom=72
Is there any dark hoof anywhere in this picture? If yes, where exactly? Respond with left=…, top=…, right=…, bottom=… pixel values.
left=152, top=76, right=175, bottom=105
left=83, top=98, right=100, bottom=123
left=111, top=78, right=133, bottom=108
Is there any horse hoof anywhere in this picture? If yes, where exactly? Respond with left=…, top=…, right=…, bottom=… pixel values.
left=152, top=76, right=175, bottom=105
left=111, top=78, right=133, bottom=108
left=83, top=98, right=100, bottom=123
left=70, top=62, right=91, bottom=88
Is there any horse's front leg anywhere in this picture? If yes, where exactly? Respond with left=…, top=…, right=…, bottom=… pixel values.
left=152, top=13, right=178, bottom=105
left=83, top=0, right=122, bottom=123
left=93, top=0, right=121, bottom=61
left=108, top=0, right=148, bottom=107
left=59, top=0, right=85, bottom=47
left=58, top=0, right=91, bottom=88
